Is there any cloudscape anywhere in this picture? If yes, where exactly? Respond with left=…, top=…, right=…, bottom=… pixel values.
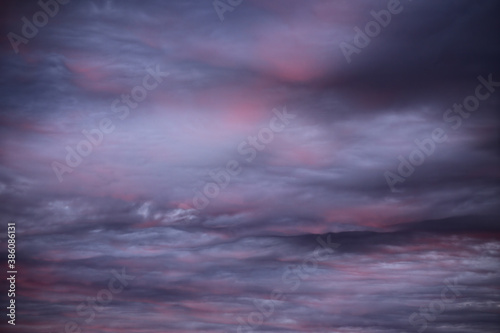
left=0, top=0, right=499, bottom=332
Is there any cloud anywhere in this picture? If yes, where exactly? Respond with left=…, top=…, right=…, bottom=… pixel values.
left=0, top=0, right=499, bottom=332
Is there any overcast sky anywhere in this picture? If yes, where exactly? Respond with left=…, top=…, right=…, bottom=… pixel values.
left=0, top=0, right=499, bottom=332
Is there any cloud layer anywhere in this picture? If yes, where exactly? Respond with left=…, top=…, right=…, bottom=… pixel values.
left=0, top=0, right=499, bottom=332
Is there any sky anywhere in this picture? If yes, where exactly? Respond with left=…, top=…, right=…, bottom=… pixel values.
left=0, top=0, right=499, bottom=332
